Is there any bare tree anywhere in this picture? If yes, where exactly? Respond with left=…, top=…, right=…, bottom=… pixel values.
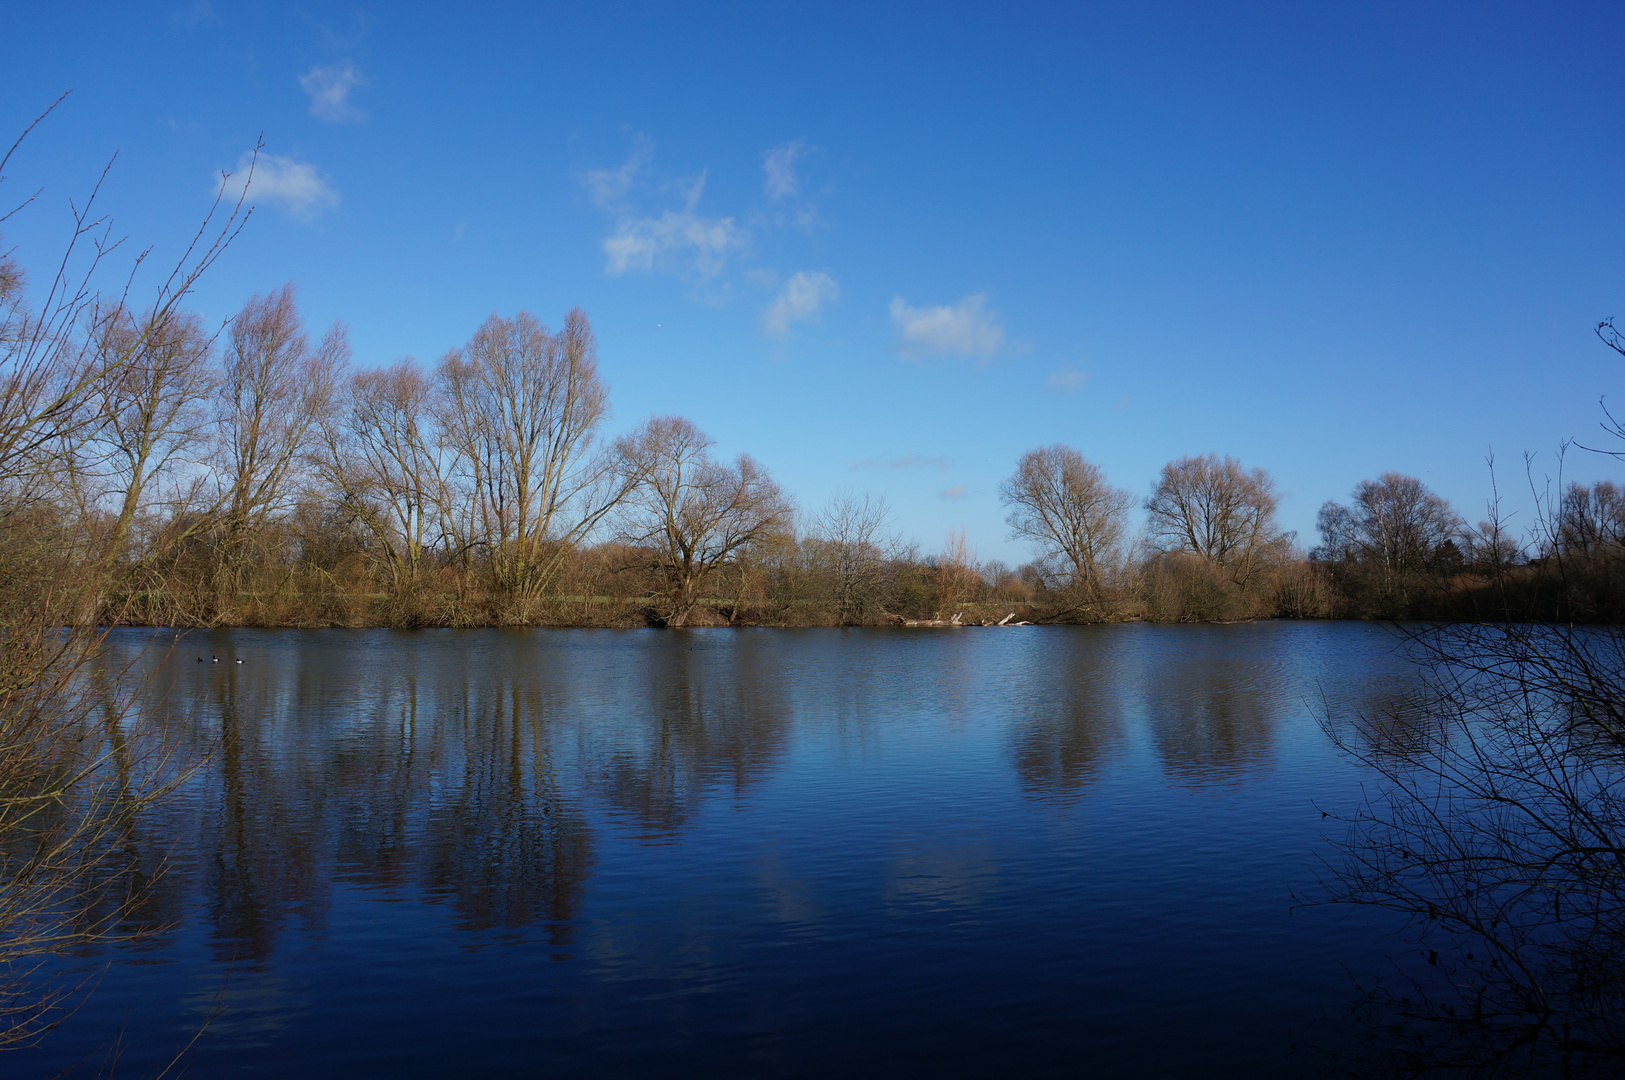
left=0, top=98, right=246, bottom=1051
left=1316, top=472, right=1463, bottom=576
left=85, top=307, right=217, bottom=578
left=810, top=490, right=895, bottom=624
left=1554, top=480, right=1625, bottom=559
left=1144, top=453, right=1285, bottom=584
left=432, top=309, right=620, bottom=607
left=212, top=285, right=345, bottom=607
left=615, top=415, right=792, bottom=627
left=1320, top=326, right=1625, bottom=1071
left=0, top=98, right=249, bottom=531
left=2, top=200, right=236, bottom=513
left=1000, top=444, right=1135, bottom=594
left=315, top=359, right=449, bottom=591
left=1323, top=615, right=1625, bottom=1075
left=935, top=527, right=980, bottom=616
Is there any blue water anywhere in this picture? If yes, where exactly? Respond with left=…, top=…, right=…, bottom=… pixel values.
left=22, top=623, right=1422, bottom=1077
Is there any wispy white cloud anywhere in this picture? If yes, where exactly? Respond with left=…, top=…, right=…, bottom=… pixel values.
left=761, top=270, right=838, bottom=337
left=218, top=152, right=339, bottom=222
left=171, top=0, right=217, bottom=28
left=600, top=169, right=747, bottom=278
left=1045, top=369, right=1088, bottom=394
left=760, top=140, right=823, bottom=230
left=848, top=454, right=952, bottom=472
left=603, top=211, right=745, bottom=277
left=762, top=141, right=805, bottom=201
left=582, top=136, right=651, bottom=208
left=938, top=484, right=969, bottom=502
left=299, top=60, right=368, bottom=123
left=889, top=294, right=1005, bottom=360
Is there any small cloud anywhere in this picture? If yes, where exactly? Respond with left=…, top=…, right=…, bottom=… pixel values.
left=938, top=484, right=969, bottom=502
left=1112, top=395, right=1131, bottom=411
left=582, top=136, right=651, bottom=209
left=890, top=294, right=1005, bottom=360
left=218, top=152, right=339, bottom=222
left=299, top=60, right=368, bottom=123
left=604, top=210, right=746, bottom=278
left=601, top=167, right=747, bottom=279
left=172, top=0, right=217, bottom=27
left=305, top=9, right=374, bottom=54
left=1045, top=369, right=1088, bottom=394
left=763, top=141, right=805, bottom=201
left=848, top=454, right=952, bottom=472
left=452, top=222, right=466, bottom=243
left=761, top=270, right=838, bottom=338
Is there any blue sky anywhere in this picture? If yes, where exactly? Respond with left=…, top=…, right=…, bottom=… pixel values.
left=4, top=2, right=1623, bottom=564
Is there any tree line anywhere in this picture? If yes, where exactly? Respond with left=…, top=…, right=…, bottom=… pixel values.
left=8, top=263, right=1625, bottom=628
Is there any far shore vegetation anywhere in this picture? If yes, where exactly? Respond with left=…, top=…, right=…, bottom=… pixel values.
left=8, top=265, right=1625, bottom=631
left=6, top=268, right=1622, bottom=632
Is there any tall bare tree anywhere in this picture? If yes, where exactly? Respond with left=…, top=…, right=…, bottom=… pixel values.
left=86, top=307, right=217, bottom=577
left=1144, top=453, right=1285, bottom=584
left=615, top=415, right=792, bottom=627
left=212, top=285, right=345, bottom=606
left=432, top=309, right=620, bottom=606
left=935, top=527, right=981, bottom=615
left=315, top=359, right=448, bottom=590
left=1000, top=444, right=1135, bottom=593
left=0, top=102, right=249, bottom=527
left=0, top=98, right=249, bottom=1049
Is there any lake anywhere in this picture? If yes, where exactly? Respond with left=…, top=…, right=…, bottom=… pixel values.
left=23, top=622, right=1425, bottom=1078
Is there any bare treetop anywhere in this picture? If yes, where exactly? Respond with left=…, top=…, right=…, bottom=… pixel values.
left=1144, top=453, right=1286, bottom=584
left=615, top=415, right=793, bottom=626
left=1000, top=444, right=1134, bottom=595
left=1316, top=472, right=1463, bottom=575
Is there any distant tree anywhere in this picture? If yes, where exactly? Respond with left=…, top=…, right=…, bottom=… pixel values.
left=1553, top=480, right=1625, bottom=559
left=999, top=444, right=1134, bottom=594
left=1144, top=453, right=1286, bottom=585
left=935, top=527, right=980, bottom=615
left=314, top=358, right=447, bottom=590
left=614, top=415, right=793, bottom=627
left=212, top=285, right=345, bottom=607
left=431, top=309, right=621, bottom=604
left=1315, top=472, right=1463, bottom=576
left=1462, top=515, right=1525, bottom=575
left=810, top=490, right=895, bottom=624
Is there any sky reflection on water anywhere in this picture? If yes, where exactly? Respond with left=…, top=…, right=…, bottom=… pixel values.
left=30, top=623, right=1422, bottom=1078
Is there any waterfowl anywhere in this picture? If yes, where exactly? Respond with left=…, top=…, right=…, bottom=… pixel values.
left=234, top=658, right=243, bottom=664
left=211, top=655, right=219, bottom=663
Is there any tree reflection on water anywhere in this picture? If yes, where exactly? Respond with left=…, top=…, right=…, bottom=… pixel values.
left=1008, top=624, right=1288, bottom=798
left=86, top=630, right=810, bottom=969
left=589, top=635, right=791, bottom=837
left=1139, top=632, right=1285, bottom=790
left=1008, top=629, right=1129, bottom=797
left=103, top=634, right=603, bottom=964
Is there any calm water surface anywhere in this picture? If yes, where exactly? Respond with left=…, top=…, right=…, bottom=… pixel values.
left=29, top=623, right=1424, bottom=1078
